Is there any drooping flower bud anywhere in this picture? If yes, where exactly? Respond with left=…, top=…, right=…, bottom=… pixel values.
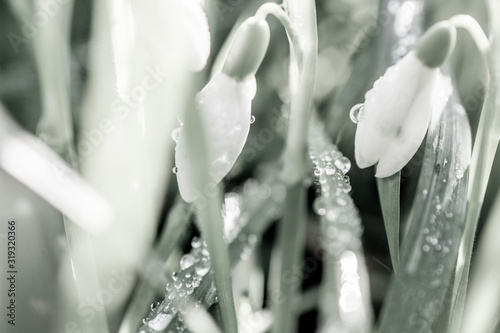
left=222, top=17, right=270, bottom=82
left=174, top=73, right=257, bottom=202
left=354, top=21, right=457, bottom=178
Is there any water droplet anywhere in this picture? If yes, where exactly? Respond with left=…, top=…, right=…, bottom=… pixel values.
left=248, top=234, right=257, bottom=245
left=336, top=197, right=347, bottom=206
left=191, top=237, right=201, bottom=248
left=326, top=210, right=339, bottom=222
left=174, top=281, right=183, bottom=289
left=151, top=301, right=160, bottom=311
left=422, top=245, right=430, bottom=252
left=334, top=157, right=351, bottom=174
left=148, top=312, right=173, bottom=331
left=172, top=167, right=178, bottom=174
left=166, top=283, right=172, bottom=291
left=180, top=254, right=195, bottom=270
left=250, top=115, right=256, bottom=124
left=313, top=198, right=325, bottom=216
left=142, top=318, right=147, bottom=324
left=349, top=103, right=365, bottom=124
left=172, top=272, right=179, bottom=281
left=171, top=128, right=181, bottom=142
left=178, top=115, right=184, bottom=125
left=195, top=258, right=210, bottom=276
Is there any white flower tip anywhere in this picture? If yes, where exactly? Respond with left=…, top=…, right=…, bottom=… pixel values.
left=222, top=17, right=270, bottom=81
left=354, top=147, right=376, bottom=170
left=416, top=21, right=456, bottom=68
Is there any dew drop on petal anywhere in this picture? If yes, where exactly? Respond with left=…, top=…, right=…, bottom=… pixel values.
left=171, top=128, right=181, bottom=142
left=349, top=103, right=365, bottom=124
left=178, top=115, right=184, bottom=125
left=250, top=115, right=256, bottom=124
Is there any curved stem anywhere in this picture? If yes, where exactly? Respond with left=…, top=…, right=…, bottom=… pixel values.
left=271, top=1, right=318, bottom=333
left=449, top=14, right=490, bottom=54
left=255, top=3, right=295, bottom=41
left=447, top=11, right=500, bottom=332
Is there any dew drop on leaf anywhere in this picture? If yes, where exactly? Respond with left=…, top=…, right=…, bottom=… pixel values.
left=180, top=254, right=195, bottom=270
left=349, top=103, right=365, bottom=124
left=195, top=258, right=210, bottom=276
left=191, top=237, right=201, bottom=248
left=334, top=157, right=352, bottom=174
left=150, top=301, right=160, bottom=311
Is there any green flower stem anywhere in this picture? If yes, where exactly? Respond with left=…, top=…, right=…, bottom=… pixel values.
left=184, top=93, right=238, bottom=333
left=448, top=10, right=500, bottom=332
left=280, top=0, right=318, bottom=186
left=6, top=2, right=109, bottom=332
left=271, top=1, right=317, bottom=333
left=7, top=0, right=77, bottom=164
left=272, top=184, right=307, bottom=333
left=255, top=3, right=294, bottom=38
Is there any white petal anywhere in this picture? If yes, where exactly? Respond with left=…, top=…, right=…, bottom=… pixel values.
left=375, top=68, right=439, bottom=178
left=355, top=51, right=435, bottom=169
left=132, top=0, right=210, bottom=72
left=176, top=73, right=255, bottom=202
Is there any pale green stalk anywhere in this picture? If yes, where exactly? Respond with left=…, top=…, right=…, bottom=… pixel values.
left=460, top=190, right=500, bottom=333
left=6, top=2, right=109, bottom=332
left=448, top=10, right=500, bottom=331
left=270, top=1, right=317, bottom=333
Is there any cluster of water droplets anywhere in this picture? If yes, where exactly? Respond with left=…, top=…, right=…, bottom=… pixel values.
left=309, top=122, right=371, bottom=332
left=138, top=177, right=283, bottom=333
left=309, top=124, right=364, bottom=256
left=138, top=238, right=213, bottom=333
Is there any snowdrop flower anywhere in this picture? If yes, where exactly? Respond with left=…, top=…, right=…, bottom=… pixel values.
left=353, top=22, right=457, bottom=178
left=174, top=17, right=270, bottom=202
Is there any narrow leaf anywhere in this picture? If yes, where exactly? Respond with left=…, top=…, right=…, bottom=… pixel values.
left=376, top=172, right=401, bottom=273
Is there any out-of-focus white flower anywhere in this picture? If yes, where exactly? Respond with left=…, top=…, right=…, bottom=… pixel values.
left=353, top=21, right=457, bottom=178
left=174, top=17, right=270, bottom=202
left=0, top=107, right=111, bottom=234
left=131, top=0, right=210, bottom=71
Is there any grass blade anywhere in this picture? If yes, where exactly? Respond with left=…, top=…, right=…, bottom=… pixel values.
left=377, top=77, right=471, bottom=333
left=136, top=178, right=283, bottom=332
left=460, top=190, right=500, bottom=333
left=309, top=119, right=373, bottom=333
